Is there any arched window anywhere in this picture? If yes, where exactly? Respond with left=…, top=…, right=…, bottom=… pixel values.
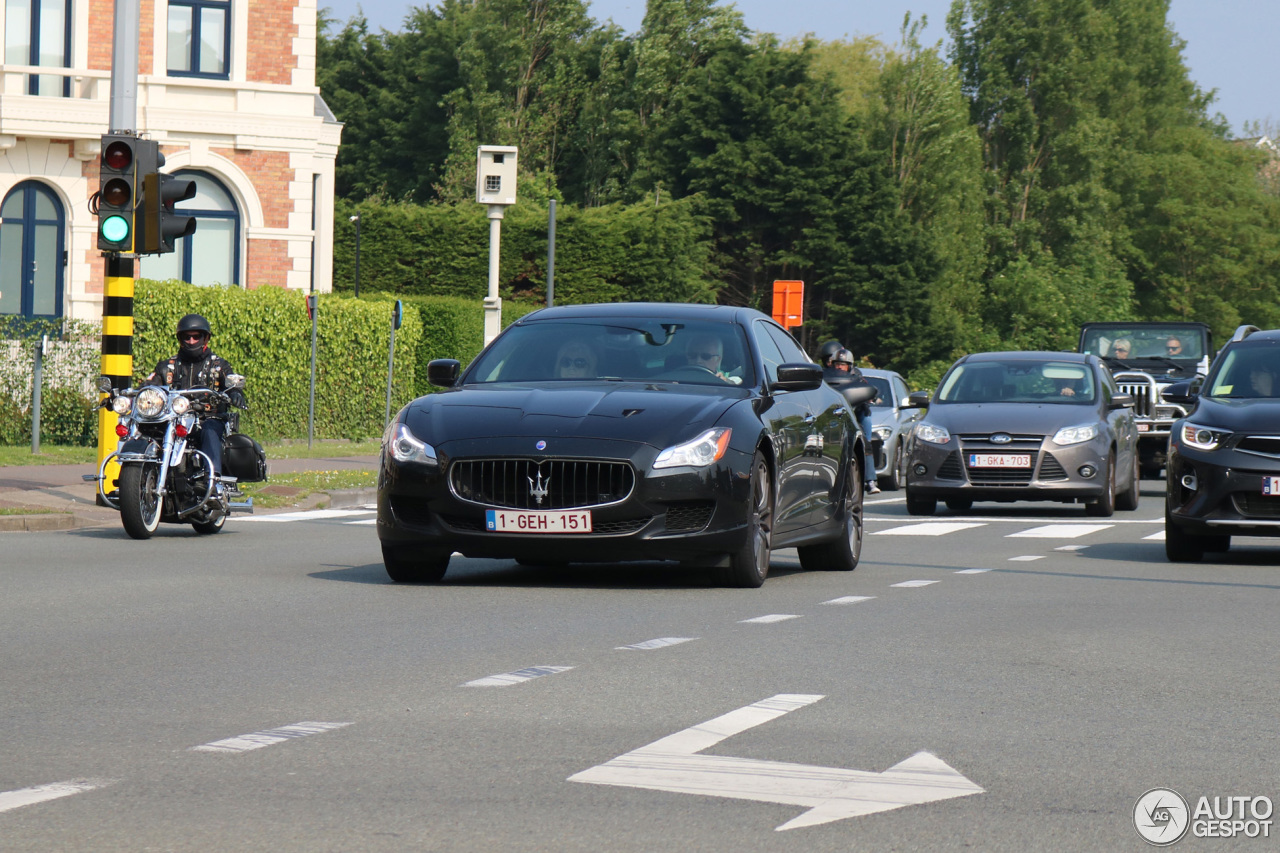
left=0, top=181, right=65, bottom=317
left=143, top=171, right=241, bottom=287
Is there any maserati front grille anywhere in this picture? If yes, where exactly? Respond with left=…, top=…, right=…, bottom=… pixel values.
left=449, top=458, right=635, bottom=510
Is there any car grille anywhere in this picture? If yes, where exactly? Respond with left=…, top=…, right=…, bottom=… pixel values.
left=439, top=514, right=652, bottom=535
left=1238, top=436, right=1280, bottom=459
left=1232, top=494, right=1280, bottom=519
left=937, top=452, right=964, bottom=480
left=449, top=458, right=635, bottom=510
left=1116, top=380, right=1154, bottom=418
left=663, top=501, right=715, bottom=532
left=1039, top=453, right=1068, bottom=481
left=957, top=434, right=1042, bottom=487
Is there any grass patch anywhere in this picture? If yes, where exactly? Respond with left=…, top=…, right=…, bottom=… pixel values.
left=0, top=507, right=68, bottom=516
left=0, top=439, right=380, bottom=469
left=0, top=445, right=98, bottom=467
left=261, top=439, right=382, bottom=459
left=238, top=469, right=376, bottom=508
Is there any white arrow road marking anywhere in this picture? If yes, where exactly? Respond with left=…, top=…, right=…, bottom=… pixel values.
left=616, top=637, right=698, bottom=651
left=891, top=580, right=938, bottom=588
left=739, top=614, right=800, bottom=624
left=954, top=569, right=990, bottom=574
left=569, top=694, right=983, bottom=831
left=872, top=522, right=985, bottom=536
left=1007, top=524, right=1113, bottom=539
left=1144, top=530, right=1166, bottom=541
left=190, top=721, right=351, bottom=753
left=0, top=779, right=114, bottom=814
left=464, top=665, right=574, bottom=687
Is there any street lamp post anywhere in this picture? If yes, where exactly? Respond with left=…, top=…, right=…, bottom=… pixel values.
left=349, top=214, right=361, bottom=298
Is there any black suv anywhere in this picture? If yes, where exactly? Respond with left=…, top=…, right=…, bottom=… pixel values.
left=1164, top=325, right=1280, bottom=561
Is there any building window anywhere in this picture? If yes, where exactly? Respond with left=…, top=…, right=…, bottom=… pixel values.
left=142, top=171, right=240, bottom=287
left=4, top=0, right=72, bottom=96
left=167, top=0, right=229, bottom=79
left=0, top=181, right=65, bottom=317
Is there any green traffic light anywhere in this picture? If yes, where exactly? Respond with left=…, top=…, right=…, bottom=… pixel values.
left=100, top=214, right=130, bottom=244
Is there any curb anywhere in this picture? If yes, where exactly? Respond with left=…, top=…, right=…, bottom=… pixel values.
left=325, top=487, right=378, bottom=509
left=0, top=513, right=75, bottom=532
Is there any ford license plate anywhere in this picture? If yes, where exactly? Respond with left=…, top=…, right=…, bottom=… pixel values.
left=968, top=453, right=1031, bottom=468
left=485, top=509, right=592, bottom=533
left=1263, top=478, right=1280, bottom=496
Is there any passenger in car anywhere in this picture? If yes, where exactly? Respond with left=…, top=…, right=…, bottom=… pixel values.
left=555, top=341, right=598, bottom=379
left=1249, top=367, right=1276, bottom=397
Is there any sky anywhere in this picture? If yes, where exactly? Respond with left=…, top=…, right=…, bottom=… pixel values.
left=318, top=0, right=1276, bottom=138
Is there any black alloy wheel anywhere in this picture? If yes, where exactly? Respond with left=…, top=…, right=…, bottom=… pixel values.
left=798, top=458, right=863, bottom=572
left=383, top=543, right=450, bottom=583
left=718, top=450, right=773, bottom=588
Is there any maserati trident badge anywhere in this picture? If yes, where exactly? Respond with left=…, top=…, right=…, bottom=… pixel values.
left=529, top=469, right=551, bottom=506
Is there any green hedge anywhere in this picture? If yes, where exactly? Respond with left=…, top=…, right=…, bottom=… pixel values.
left=0, top=319, right=101, bottom=446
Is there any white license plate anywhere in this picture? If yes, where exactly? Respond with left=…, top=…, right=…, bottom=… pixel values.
left=1263, top=478, right=1280, bottom=496
left=968, top=453, right=1031, bottom=468
left=1137, top=423, right=1151, bottom=432
left=485, top=508, right=593, bottom=533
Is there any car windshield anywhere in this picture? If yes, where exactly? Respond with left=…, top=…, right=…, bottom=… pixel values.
left=867, top=377, right=892, bottom=407
left=937, top=360, right=1096, bottom=404
left=1080, top=327, right=1204, bottom=360
left=1205, top=342, right=1280, bottom=398
left=464, top=318, right=756, bottom=387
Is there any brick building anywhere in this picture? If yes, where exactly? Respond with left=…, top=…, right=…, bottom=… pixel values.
left=0, top=0, right=341, bottom=322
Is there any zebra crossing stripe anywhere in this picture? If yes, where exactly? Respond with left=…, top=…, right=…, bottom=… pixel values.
left=823, top=595, right=876, bottom=605
left=617, top=637, right=698, bottom=651
left=465, top=666, right=574, bottom=687
left=739, top=614, right=801, bottom=624
left=1007, top=524, right=1113, bottom=539
left=873, top=522, right=986, bottom=536
left=891, top=580, right=938, bottom=588
left=190, top=721, right=351, bottom=753
left=0, top=779, right=113, bottom=814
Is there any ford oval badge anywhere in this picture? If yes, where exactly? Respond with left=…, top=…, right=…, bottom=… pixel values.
left=991, top=433, right=1012, bottom=444
left=536, top=440, right=547, bottom=451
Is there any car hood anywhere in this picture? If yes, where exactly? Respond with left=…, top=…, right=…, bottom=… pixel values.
left=403, top=382, right=742, bottom=448
left=923, top=402, right=1100, bottom=436
left=1189, top=396, right=1280, bottom=432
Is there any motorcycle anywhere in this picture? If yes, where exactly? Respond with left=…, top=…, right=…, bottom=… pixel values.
left=87, top=374, right=266, bottom=539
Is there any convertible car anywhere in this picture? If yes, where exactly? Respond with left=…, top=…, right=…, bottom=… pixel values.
left=376, top=303, right=874, bottom=587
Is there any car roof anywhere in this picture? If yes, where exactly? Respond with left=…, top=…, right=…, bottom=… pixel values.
left=1233, top=329, right=1280, bottom=342
left=960, top=351, right=1093, bottom=364
left=515, top=302, right=770, bottom=325
left=1079, top=321, right=1211, bottom=331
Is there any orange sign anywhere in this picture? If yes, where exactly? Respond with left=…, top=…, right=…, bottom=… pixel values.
left=772, top=280, right=803, bottom=328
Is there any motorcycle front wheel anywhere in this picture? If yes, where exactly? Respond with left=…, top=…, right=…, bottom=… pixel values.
left=120, top=463, right=164, bottom=540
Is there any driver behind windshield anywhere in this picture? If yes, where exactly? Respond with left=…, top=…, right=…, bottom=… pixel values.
left=684, top=333, right=730, bottom=382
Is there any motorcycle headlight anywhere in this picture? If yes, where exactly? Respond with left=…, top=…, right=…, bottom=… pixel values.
left=1181, top=423, right=1229, bottom=451
left=387, top=422, right=438, bottom=467
left=111, top=395, right=133, bottom=415
left=171, top=395, right=191, bottom=415
left=135, top=387, right=167, bottom=419
left=872, top=425, right=893, bottom=441
left=1052, top=423, right=1099, bottom=446
left=654, top=428, right=732, bottom=469
left=915, top=423, right=951, bottom=445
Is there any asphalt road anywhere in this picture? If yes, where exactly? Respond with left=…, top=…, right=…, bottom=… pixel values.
left=2, top=483, right=1276, bottom=851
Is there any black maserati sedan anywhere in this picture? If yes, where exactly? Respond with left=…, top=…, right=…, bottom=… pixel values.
left=1164, top=326, right=1280, bottom=562
left=376, top=303, right=874, bottom=587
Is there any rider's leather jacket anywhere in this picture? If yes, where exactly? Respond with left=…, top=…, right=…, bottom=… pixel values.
left=144, top=350, right=236, bottom=417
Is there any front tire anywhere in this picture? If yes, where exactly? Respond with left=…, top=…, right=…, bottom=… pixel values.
left=880, top=446, right=903, bottom=491
left=119, top=463, right=163, bottom=540
left=1116, top=453, right=1141, bottom=512
left=799, top=461, right=863, bottom=572
left=383, top=543, right=450, bottom=583
left=1085, top=455, right=1116, bottom=517
left=944, top=497, right=973, bottom=512
left=717, top=450, right=772, bottom=588
left=905, top=487, right=936, bottom=516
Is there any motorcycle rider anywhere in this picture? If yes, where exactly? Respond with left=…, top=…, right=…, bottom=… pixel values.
left=822, top=346, right=881, bottom=495
left=143, top=314, right=244, bottom=481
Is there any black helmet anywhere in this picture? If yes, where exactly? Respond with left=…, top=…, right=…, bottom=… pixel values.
left=833, top=348, right=855, bottom=367
left=176, top=314, right=211, bottom=338
left=818, top=340, right=844, bottom=365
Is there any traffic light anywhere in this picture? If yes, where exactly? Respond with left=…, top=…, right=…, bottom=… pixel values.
left=138, top=169, right=196, bottom=255
left=97, top=134, right=139, bottom=252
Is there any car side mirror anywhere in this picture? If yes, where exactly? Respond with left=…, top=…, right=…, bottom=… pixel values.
left=1161, top=380, right=1197, bottom=405
left=1109, top=393, right=1134, bottom=410
left=428, top=359, right=462, bottom=388
left=771, top=363, right=824, bottom=392
left=902, top=390, right=931, bottom=409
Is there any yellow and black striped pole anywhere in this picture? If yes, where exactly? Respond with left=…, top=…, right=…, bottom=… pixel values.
left=96, top=255, right=134, bottom=501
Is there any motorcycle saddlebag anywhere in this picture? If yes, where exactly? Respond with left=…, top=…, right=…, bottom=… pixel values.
left=223, top=433, right=268, bottom=483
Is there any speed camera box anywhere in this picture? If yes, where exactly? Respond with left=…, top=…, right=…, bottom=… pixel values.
left=476, top=146, right=518, bottom=205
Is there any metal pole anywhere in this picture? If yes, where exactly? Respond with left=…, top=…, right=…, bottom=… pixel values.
left=308, top=294, right=318, bottom=450
left=108, top=0, right=139, bottom=133
left=385, top=319, right=396, bottom=427
left=483, top=205, right=504, bottom=346
left=31, top=335, right=45, bottom=454
left=351, top=214, right=361, bottom=298
left=547, top=199, right=556, bottom=307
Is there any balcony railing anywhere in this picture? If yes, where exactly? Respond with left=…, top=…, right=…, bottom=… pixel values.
left=1, top=64, right=110, bottom=100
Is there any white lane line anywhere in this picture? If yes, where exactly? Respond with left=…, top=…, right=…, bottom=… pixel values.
left=1008, top=555, right=1044, bottom=562
left=822, top=595, right=875, bottom=605
left=191, top=721, right=351, bottom=753
left=465, top=665, right=574, bottom=687
left=955, top=569, right=990, bottom=574
left=344, top=518, right=377, bottom=525
left=237, top=509, right=373, bottom=523
left=891, top=580, right=938, bottom=588
left=0, top=779, right=114, bottom=814
left=865, top=497, right=906, bottom=505
left=1144, top=531, right=1166, bottom=541
left=868, top=515, right=1162, bottom=525
left=1055, top=545, right=1089, bottom=551
left=872, top=522, right=986, bottom=536
left=1007, top=524, right=1113, bottom=539
left=617, top=637, right=699, bottom=651
left=739, top=614, right=801, bottom=624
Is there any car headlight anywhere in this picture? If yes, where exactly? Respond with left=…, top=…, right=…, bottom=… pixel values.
left=111, top=395, right=132, bottom=415
left=171, top=395, right=191, bottom=415
left=915, top=423, right=951, bottom=445
left=872, top=425, right=893, bottom=441
left=654, top=428, right=732, bottom=469
left=134, top=387, right=167, bottom=418
left=387, top=422, right=438, bottom=466
left=1052, top=424, right=1099, bottom=446
left=1181, top=423, right=1229, bottom=451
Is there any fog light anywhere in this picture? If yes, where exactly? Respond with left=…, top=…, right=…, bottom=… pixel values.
left=1181, top=473, right=1197, bottom=491
left=1078, top=465, right=1097, bottom=479
left=913, top=464, right=928, bottom=476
